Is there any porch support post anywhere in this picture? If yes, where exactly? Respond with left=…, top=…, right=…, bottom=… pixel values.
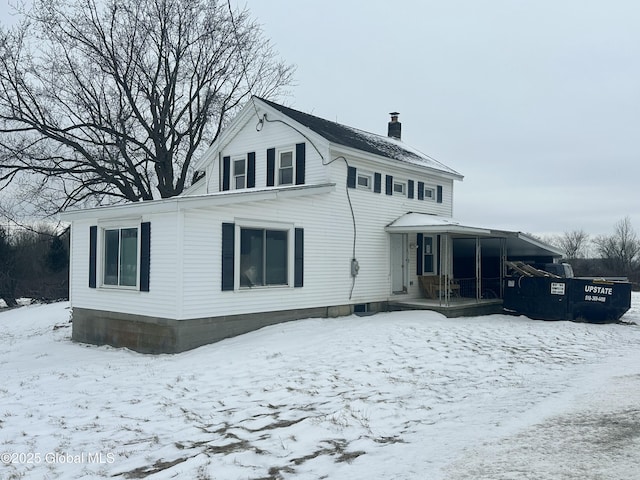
left=475, top=237, right=482, bottom=301
left=500, top=237, right=507, bottom=298
left=442, top=233, right=450, bottom=307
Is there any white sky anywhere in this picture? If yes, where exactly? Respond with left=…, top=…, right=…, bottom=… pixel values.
left=238, top=0, right=640, bottom=237
left=1, top=0, right=638, bottom=236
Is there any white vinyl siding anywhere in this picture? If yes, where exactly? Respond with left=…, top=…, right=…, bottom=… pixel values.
left=200, top=119, right=329, bottom=194
left=67, top=120, right=458, bottom=321
left=68, top=214, right=179, bottom=319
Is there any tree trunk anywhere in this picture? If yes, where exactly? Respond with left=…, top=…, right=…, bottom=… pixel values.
left=1, top=295, right=18, bottom=308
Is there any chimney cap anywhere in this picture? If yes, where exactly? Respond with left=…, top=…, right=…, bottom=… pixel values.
left=389, top=111, right=400, bottom=117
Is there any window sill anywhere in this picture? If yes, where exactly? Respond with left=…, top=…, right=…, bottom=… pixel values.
left=98, top=285, right=140, bottom=292
left=238, top=284, right=291, bottom=291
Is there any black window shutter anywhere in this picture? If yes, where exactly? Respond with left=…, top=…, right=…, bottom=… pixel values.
left=294, top=228, right=304, bottom=287
left=221, top=223, right=235, bottom=291
left=89, top=226, right=97, bottom=288
left=374, top=173, right=381, bottom=193
left=222, top=156, right=230, bottom=191
left=266, top=148, right=275, bottom=186
left=437, top=185, right=443, bottom=203
left=416, top=233, right=424, bottom=276
left=295, top=143, right=306, bottom=185
left=347, top=166, right=356, bottom=189
left=140, top=222, right=151, bottom=292
left=408, top=180, right=415, bottom=199
left=385, top=175, right=393, bottom=195
left=247, top=152, right=256, bottom=188
left=418, top=181, right=425, bottom=200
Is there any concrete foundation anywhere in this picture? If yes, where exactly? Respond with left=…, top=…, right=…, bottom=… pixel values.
left=389, top=298, right=504, bottom=317
left=71, top=301, right=388, bottom=354
left=71, top=298, right=498, bottom=354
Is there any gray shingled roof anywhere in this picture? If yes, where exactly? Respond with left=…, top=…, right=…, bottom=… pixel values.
left=257, top=97, right=462, bottom=177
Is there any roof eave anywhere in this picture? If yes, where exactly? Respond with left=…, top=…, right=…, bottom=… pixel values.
left=59, top=183, right=336, bottom=221
left=330, top=143, right=464, bottom=181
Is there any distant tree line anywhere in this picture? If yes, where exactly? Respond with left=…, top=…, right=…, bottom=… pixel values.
left=0, top=225, right=69, bottom=307
left=542, top=217, right=640, bottom=287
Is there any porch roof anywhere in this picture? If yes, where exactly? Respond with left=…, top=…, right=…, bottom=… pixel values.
left=386, top=213, right=563, bottom=258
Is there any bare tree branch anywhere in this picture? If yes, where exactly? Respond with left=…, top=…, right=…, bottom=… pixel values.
left=558, top=229, right=589, bottom=259
left=593, top=217, right=640, bottom=274
left=0, top=0, right=295, bottom=215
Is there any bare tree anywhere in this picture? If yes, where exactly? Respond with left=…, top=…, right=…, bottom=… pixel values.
left=593, top=217, right=640, bottom=275
left=0, top=0, right=294, bottom=213
left=0, top=223, right=69, bottom=306
left=558, top=229, right=589, bottom=259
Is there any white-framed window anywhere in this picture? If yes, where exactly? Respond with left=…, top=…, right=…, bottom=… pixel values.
left=233, top=157, right=246, bottom=189
left=278, top=150, right=294, bottom=185
left=239, top=226, right=290, bottom=287
left=357, top=172, right=372, bottom=190
left=393, top=181, right=406, bottom=196
left=424, top=185, right=436, bottom=201
left=423, top=235, right=435, bottom=274
left=102, top=226, right=139, bottom=288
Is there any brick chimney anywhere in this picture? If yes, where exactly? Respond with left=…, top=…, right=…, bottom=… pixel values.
left=388, top=112, right=401, bottom=140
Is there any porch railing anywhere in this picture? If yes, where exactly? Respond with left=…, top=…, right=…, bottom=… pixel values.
left=454, top=277, right=502, bottom=300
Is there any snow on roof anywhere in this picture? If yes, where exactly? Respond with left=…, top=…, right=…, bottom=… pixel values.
left=386, top=212, right=563, bottom=257
left=386, top=213, right=463, bottom=229
left=257, top=98, right=463, bottom=178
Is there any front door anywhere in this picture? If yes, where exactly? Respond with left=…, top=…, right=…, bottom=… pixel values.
left=390, top=234, right=407, bottom=294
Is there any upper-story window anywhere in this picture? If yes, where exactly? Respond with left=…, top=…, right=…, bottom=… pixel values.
left=222, top=152, right=255, bottom=191
left=393, top=181, right=406, bottom=196
left=267, top=144, right=304, bottom=188
left=357, top=172, right=372, bottom=190
left=233, top=157, right=246, bottom=189
left=278, top=150, right=294, bottom=185
left=424, top=185, right=436, bottom=201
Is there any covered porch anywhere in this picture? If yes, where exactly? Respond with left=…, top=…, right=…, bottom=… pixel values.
left=386, top=214, right=563, bottom=317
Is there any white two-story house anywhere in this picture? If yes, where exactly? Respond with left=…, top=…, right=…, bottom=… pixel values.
left=61, top=97, right=560, bottom=353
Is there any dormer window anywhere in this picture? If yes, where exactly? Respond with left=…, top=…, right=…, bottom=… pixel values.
left=278, top=150, right=294, bottom=185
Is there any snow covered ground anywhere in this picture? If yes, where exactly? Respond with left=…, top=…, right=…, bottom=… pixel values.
left=1, top=295, right=639, bottom=480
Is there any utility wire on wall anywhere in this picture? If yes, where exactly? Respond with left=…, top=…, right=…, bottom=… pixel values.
left=259, top=115, right=358, bottom=299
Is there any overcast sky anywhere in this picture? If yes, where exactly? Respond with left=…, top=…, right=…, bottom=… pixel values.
left=1, top=1, right=638, bottom=237
left=238, top=0, right=639, bottom=237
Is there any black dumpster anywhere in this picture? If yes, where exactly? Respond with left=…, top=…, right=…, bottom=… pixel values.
left=503, top=276, right=631, bottom=323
